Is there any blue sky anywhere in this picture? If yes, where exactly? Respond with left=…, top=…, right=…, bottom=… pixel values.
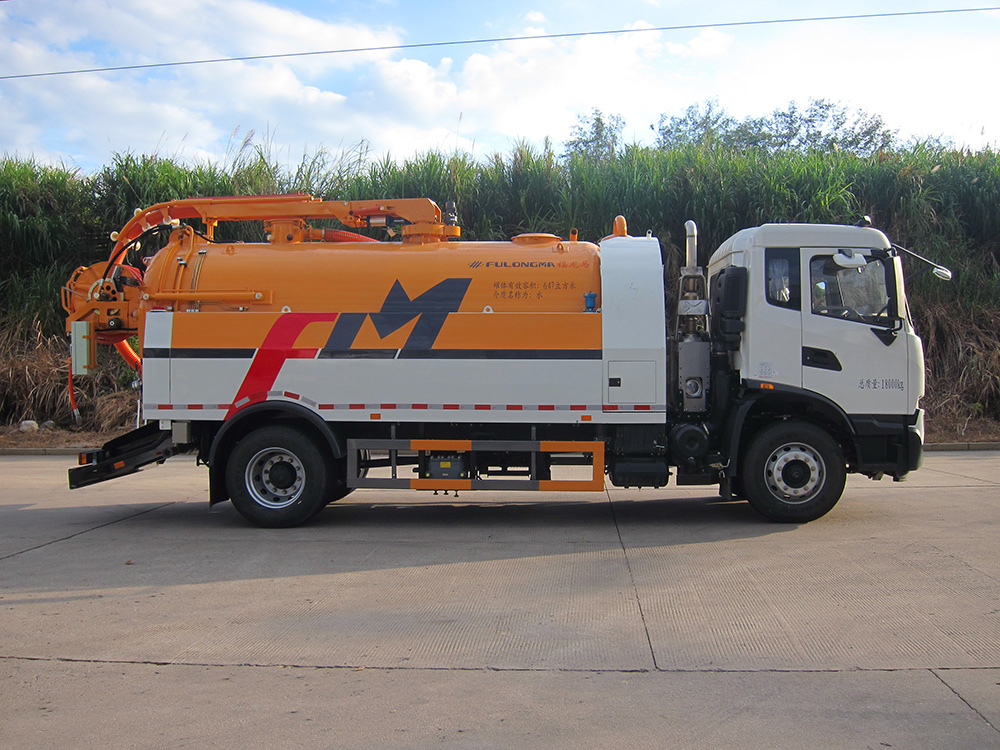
left=2, top=1, right=999, bottom=172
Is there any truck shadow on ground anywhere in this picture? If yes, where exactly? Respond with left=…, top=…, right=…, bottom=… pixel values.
left=0, top=492, right=804, bottom=594
left=309, top=492, right=769, bottom=534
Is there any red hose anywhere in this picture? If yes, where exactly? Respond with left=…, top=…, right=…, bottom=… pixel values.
left=115, top=340, right=142, bottom=373
left=67, top=366, right=82, bottom=426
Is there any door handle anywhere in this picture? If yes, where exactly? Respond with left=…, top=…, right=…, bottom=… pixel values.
left=802, top=347, right=842, bottom=372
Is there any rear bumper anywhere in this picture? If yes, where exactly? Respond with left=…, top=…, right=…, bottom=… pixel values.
left=69, top=422, right=174, bottom=489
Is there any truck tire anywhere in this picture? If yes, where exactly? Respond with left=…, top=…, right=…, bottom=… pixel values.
left=226, top=426, right=330, bottom=528
left=742, top=421, right=846, bottom=523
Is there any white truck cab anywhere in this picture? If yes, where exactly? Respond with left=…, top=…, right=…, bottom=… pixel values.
left=705, top=223, right=925, bottom=518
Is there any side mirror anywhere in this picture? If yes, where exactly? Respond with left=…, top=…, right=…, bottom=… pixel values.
left=891, top=242, right=953, bottom=282
left=932, top=266, right=953, bottom=281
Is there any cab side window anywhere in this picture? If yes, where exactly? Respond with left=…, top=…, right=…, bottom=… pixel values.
left=765, top=248, right=800, bottom=310
left=809, top=255, right=893, bottom=326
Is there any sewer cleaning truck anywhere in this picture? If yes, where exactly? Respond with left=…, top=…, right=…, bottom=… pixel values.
left=61, top=194, right=943, bottom=527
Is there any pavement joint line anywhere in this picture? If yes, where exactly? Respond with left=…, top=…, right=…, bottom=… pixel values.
left=3, top=655, right=999, bottom=676
left=921, top=468, right=1000, bottom=485
left=0, top=655, right=659, bottom=673
left=931, top=668, right=1000, bottom=735
left=607, top=487, right=659, bottom=671
left=0, top=502, right=176, bottom=562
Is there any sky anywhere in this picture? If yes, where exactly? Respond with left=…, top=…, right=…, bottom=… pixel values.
left=2, top=0, right=999, bottom=173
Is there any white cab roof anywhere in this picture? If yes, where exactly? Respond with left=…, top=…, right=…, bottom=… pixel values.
left=710, top=223, right=891, bottom=266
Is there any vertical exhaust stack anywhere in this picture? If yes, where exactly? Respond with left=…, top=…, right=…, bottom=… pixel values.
left=675, top=220, right=711, bottom=414
left=684, top=220, right=699, bottom=271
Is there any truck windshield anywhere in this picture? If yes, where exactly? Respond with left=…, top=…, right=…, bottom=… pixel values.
left=809, top=255, right=893, bottom=327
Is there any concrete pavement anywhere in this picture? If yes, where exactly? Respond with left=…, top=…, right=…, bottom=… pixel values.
left=2, top=452, right=999, bottom=748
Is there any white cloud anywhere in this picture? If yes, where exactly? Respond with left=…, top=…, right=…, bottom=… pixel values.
left=3, top=0, right=998, bottom=172
left=20, top=0, right=401, bottom=72
left=665, top=28, right=733, bottom=59
left=700, top=22, right=1000, bottom=148
left=372, top=58, right=459, bottom=123
left=0, top=0, right=404, bottom=167
left=687, top=28, right=733, bottom=58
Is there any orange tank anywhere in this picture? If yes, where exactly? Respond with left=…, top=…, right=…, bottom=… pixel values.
left=142, top=231, right=601, bottom=315
left=140, top=231, right=603, bottom=357
left=64, top=196, right=606, bottom=365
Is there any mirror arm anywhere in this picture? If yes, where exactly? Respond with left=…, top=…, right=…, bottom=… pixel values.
left=892, top=243, right=953, bottom=281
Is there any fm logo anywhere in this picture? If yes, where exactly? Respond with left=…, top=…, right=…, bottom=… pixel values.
left=320, top=278, right=472, bottom=356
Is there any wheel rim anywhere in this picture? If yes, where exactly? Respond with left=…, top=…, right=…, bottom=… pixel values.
left=244, top=447, right=306, bottom=509
left=763, top=441, right=825, bottom=504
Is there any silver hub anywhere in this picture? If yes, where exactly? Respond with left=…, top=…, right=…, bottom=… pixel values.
left=245, top=448, right=305, bottom=509
left=764, top=442, right=825, bottom=504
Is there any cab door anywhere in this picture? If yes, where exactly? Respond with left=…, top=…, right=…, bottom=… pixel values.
left=800, top=249, right=909, bottom=415
left=744, top=247, right=803, bottom=389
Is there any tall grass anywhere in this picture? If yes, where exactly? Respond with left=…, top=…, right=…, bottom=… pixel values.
left=0, top=159, right=102, bottom=274
left=0, top=315, right=135, bottom=430
left=2, top=141, right=999, bottom=431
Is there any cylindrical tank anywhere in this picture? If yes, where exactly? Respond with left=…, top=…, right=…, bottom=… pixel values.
left=64, top=197, right=609, bottom=369
left=140, top=231, right=602, bottom=317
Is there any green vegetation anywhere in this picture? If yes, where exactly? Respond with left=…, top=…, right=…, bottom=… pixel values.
left=2, top=105, right=999, bottom=437
left=654, top=98, right=896, bottom=156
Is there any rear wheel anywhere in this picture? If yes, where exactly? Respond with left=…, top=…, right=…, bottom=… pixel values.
left=226, top=426, right=330, bottom=528
left=742, top=421, right=846, bottom=523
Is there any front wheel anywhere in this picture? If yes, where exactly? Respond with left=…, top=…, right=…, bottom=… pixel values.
left=226, top=426, right=330, bottom=528
left=741, top=421, right=846, bottom=523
